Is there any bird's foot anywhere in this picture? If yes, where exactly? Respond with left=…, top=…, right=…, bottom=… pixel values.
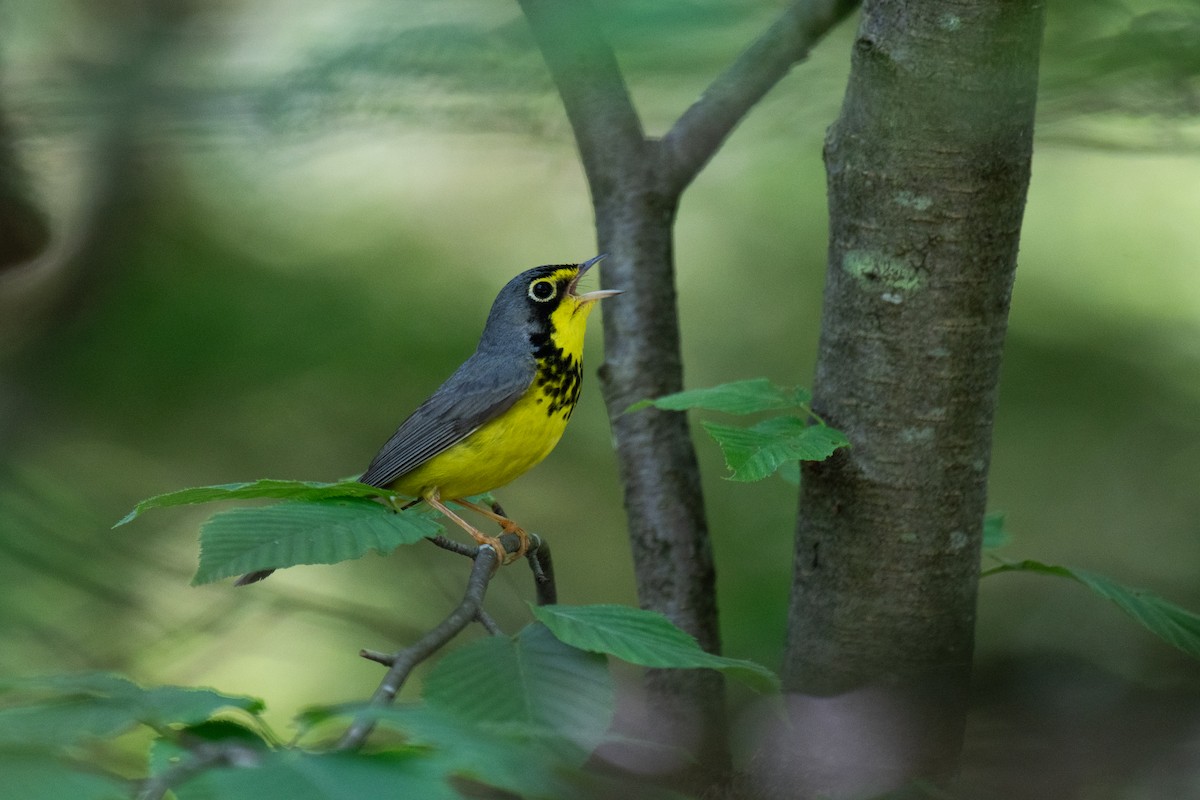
left=471, top=532, right=522, bottom=566
left=498, top=522, right=530, bottom=564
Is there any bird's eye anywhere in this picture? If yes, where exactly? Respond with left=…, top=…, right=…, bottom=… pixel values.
left=528, top=279, right=557, bottom=302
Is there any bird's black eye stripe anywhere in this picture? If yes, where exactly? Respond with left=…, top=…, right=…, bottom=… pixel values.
left=528, top=279, right=557, bottom=302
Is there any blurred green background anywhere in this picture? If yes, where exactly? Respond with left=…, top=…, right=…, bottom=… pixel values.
left=0, top=0, right=1197, bottom=793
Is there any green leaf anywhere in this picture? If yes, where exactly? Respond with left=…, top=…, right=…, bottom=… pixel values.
left=0, top=753, right=127, bottom=800
left=0, top=673, right=262, bottom=747
left=169, top=749, right=453, bottom=800
left=982, top=559, right=1200, bottom=660
left=628, top=378, right=801, bottom=415
left=336, top=704, right=587, bottom=799
left=193, top=499, right=440, bottom=584
left=423, top=623, right=614, bottom=757
left=702, top=417, right=849, bottom=481
left=116, top=479, right=396, bottom=526
left=776, top=460, right=802, bottom=486
left=532, top=604, right=780, bottom=693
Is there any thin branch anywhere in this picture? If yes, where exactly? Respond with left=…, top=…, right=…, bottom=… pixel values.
left=476, top=610, right=503, bottom=635
left=659, top=0, right=860, bottom=193
left=515, top=0, right=647, bottom=192
left=337, top=546, right=501, bottom=750
left=136, top=739, right=261, bottom=800
left=527, top=536, right=556, bottom=606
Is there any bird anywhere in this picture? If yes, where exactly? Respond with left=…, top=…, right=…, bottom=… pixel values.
left=237, top=255, right=620, bottom=585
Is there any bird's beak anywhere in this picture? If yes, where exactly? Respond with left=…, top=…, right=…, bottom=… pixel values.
left=569, top=253, right=623, bottom=302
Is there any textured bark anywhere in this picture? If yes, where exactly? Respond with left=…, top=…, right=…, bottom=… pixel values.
left=773, top=1, right=1046, bottom=796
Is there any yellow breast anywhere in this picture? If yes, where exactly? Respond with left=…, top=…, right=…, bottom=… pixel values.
left=390, top=295, right=595, bottom=500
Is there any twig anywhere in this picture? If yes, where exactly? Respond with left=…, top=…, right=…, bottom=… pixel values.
left=476, top=610, right=503, bottom=635
left=136, top=739, right=262, bottom=800
left=528, top=536, right=556, bottom=606
left=336, top=546, right=500, bottom=750
left=659, top=0, right=860, bottom=192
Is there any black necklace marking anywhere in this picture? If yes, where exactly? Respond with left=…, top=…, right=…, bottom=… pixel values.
left=530, top=327, right=582, bottom=420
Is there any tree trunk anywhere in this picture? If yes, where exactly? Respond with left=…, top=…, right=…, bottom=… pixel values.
left=593, top=180, right=728, bottom=777
left=772, top=1, right=1046, bottom=796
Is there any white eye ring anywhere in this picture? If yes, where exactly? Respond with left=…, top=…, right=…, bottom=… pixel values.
left=528, top=279, right=557, bottom=302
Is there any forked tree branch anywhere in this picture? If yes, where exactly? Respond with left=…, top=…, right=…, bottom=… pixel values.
left=337, top=532, right=554, bottom=750
left=336, top=545, right=499, bottom=749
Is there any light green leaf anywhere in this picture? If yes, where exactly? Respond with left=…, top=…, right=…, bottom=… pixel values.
left=532, top=604, right=779, bottom=693
left=0, top=673, right=262, bottom=747
left=115, top=479, right=396, bottom=527
left=628, top=378, right=803, bottom=415
left=0, top=754, right=126, bottom=800
left=193, top=499, right=440, bottom=585
left=982, top=512, right=1009, bottom=550
left=776, top=460, right=802, bottom=486
left=702, top=417, right=849, bottom=481
left=423, top=623, right=614, bottom=758
left=982, top=559, right=1200, bottom=660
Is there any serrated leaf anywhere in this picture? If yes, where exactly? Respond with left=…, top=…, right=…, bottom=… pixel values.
left=532, top=604, right=779, bottom=693
left=0, top=754, right=126, bottom=800
left=0, top=673, right=262, bottom=747
left=194, top=499, right=440, bottom=584
left=982, top=559, right=1200, bottom=660
left=423, top=623, right=613, bottom=757
left=702, top=417, right=849, bottom=481
left=629, top=378, right=801, bottom=415
left=116, top=479, right=396, bottom=527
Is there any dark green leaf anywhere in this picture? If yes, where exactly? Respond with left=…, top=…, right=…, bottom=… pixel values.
left=628, top=378, right=803, bottom=415
left=337, top=703, right=587, bottom=799
left=0, top=754, right=126, bottom=800
left=533, top=604, right=779, bottom=693
left=116, top=479, right=396, bottom=526
left=0, top=673, right=262, bottom=747
left=702, top=417, right=849, bottom=481
left=982, top=559, right=1200, bottom=660
left=170, top=749, right=452, bottom=800
left=423, top=623, right=613, bottom=757
left=193, top=499, right=440, bottom=585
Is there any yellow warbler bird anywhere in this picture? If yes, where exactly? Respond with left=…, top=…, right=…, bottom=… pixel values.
left=238, top=255, right=619, bottom=584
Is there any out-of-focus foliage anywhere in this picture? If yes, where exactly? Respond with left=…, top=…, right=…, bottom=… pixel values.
left=0, top=615, right=759, bottom=797
left=1041, top=0, right=1200, bottom=147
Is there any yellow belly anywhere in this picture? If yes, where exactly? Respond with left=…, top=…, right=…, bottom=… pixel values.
left=389, top=384, right=572, bottom=500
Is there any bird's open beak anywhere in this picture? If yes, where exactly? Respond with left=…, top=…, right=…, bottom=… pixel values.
left=569, top=253, right=623, bottom=302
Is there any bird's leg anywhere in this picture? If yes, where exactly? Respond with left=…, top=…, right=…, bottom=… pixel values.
left=451, top=498, right=530, bottom=563
left=424, top=491, right=511, bottom=565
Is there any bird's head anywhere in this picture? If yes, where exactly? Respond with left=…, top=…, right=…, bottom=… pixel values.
left=479, top=255, right=622, bottom=351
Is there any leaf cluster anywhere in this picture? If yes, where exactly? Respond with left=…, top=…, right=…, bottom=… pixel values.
left=116, top=479, right=439, bottom=585
left=629, top=378, right=849, bottom=482
left=0, top=606, right=775, bottom=799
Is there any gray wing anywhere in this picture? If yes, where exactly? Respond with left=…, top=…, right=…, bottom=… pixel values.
left=359, top=350, right=536, bottom=489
